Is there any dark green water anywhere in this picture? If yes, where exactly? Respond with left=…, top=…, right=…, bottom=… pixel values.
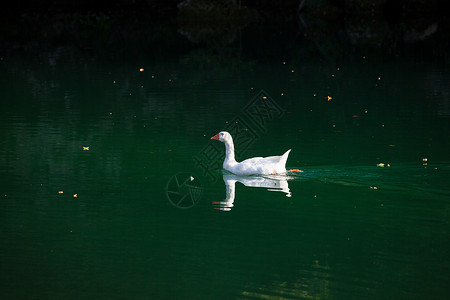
left=1, top=45, right=450, bottom=299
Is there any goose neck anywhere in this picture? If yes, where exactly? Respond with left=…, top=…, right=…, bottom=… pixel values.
left=224, top=139, right=236, bottom=163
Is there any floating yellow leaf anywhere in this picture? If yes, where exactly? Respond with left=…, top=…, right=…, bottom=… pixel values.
left=83, top=146, right=89, bottom=151
left=73, top=194, right=78, bottom=198
left=377, top=163, right=385, bottom=167
left=327, top=96, right=332, bottom=101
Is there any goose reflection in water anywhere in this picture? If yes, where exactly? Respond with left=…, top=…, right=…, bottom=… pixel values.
left=214, top=172, right=291, bottom=211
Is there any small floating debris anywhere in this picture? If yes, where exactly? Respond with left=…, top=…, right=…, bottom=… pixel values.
left=139, top=68, right=144, bottom=72
left=370, top=186, right=378, bottom=190
left=327, top=96, right=332, bottom=101
left=58, top=190, right=64, bottom=194
left=422, top=158, right=428, bottom=166
left=82, top=146, right=90, bottom=151
left=377, top=163, right=390, bottom=167
left=73, top=194, right=78, bottom=198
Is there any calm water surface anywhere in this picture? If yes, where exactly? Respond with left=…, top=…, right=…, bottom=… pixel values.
left=1, top=45, right=449, bottom=299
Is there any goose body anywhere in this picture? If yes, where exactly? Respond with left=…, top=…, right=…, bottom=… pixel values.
left=211, top=131, right=291, bottom=176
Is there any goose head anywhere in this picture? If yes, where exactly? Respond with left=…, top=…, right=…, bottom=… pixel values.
left=211, top=131, right=232, bottom=144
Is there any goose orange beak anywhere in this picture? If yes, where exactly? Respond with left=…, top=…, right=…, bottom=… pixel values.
left=211, top=133, right=220, bottom=140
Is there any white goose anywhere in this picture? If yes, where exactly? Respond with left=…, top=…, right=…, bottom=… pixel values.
left=211, top=131, right=299, bottom=176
